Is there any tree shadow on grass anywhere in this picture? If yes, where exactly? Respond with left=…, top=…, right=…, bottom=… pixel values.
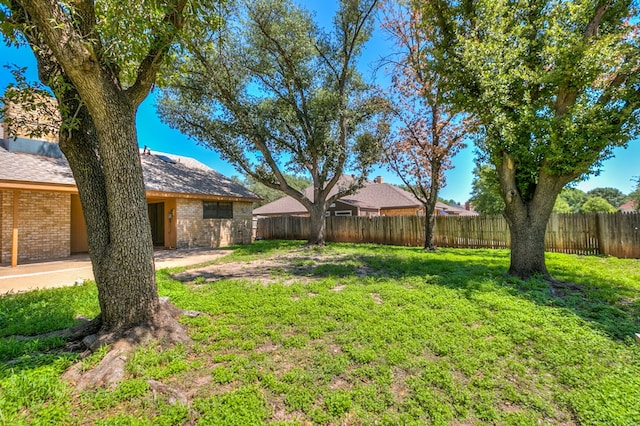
left=183, top=240, right=638, bottom=343
left=352, top=246, right=639, bottom=342
left=241, top=242, right=637, bottom=341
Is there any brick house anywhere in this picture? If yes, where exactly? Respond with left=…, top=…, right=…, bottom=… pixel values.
left=619, top=200, right=638, bottom=213
left=253, top=176, right=478, bottom=218
left=0, top=108, right=260, bottom=266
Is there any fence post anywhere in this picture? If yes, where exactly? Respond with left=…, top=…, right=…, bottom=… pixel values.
left=596, top=213, right=607, bottom=256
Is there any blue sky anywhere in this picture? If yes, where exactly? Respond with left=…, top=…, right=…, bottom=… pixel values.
left=1, top=1, right=638, bottom=202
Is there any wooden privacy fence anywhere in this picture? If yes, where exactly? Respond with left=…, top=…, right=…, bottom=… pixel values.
left=256, top=213, right=640, bottom=258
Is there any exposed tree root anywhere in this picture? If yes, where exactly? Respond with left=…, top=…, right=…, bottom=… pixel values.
left=11, top=314, right=102, bottom=345
left=304, top=241, right=326, bottom=247
left=147, top=379, right=189, bottom=405
left=503, top=272, right=586, bottom=298
left=63, top=340, right=132, bottom=390
left=549, top=279, right=585, bottom=297
left=60, top=297, right=198, bottom=391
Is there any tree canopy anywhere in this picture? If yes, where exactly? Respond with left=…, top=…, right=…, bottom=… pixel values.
left=158, top=0, right=384, bottom=244
left=470, top=164, right=634, bottom=215
left=469, top=164, right=504, bottom=215
left=580, top=196, right=618, bottom=213
left=630, top=178, right=640, bottom=211
left=416, top=0, right=640, bottom=278
left=552, top=196, right=573, bottom=214
left=237, top=173, right=312, bottom=207
left=380, top=0, right=467, bottom=249
left=586, top=187, right=628, bottom=209
left=559, top=188, right=589, bottom=213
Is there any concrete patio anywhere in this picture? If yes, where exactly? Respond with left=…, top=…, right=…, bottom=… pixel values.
left=0, top=248, right=232, bottom=295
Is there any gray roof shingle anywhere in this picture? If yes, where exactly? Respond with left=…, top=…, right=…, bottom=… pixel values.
left=0, top=144, right=260, bottom=200
left=0, top=145, right=75, bottom=185
left=253, top=177, right=479, bottom=216
left=254, top=179, right=424, bottom=215
left=139, top=151, right=259, bottom=199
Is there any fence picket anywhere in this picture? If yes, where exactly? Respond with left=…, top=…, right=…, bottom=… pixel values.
left=256, top=213, right=640, bottom=258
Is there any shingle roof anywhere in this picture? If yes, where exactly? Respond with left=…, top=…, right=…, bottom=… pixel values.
left=0, top=144, right=260, bottom=200
left=254, top=179, right=428, bottom=215
left=253, top=177, right=480, bottom=216
left=619, top=200, right=637, bottom=212
left=0, top=145, right=75, bottom=185
left=139, top=151, right=259, bottom=199
left=440, top=203, right=480, bottom=216
left=341, top=183, right=421, bottom=209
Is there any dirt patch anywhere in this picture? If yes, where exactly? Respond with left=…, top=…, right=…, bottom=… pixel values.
left=256, top=341, right=279, bottom=353
left=329, top=376, right=351, bottom=390
left=269, top=395, right=310, bottom=424
left=370, top=293, right=382, bottom=304
left=173, top=250, right=379, bottom=285
left=183, top=375, right=212, bottom=399
left=391, top=367, right=410, bottom=403
left=331, top=284, right=347, bottom=292
left=328, top=343, right=343, bottom=355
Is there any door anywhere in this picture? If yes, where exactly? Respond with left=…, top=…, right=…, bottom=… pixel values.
left=147, top=202, right=165, bottom=246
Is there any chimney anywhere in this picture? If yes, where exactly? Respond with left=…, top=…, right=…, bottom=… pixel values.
left=1, top=89, right=63, bottom=158
left=374, top=176, right=384, bottom=184
left=465, top=201, right=471, bottom=211
left=3, top=89, right=60, bottom=143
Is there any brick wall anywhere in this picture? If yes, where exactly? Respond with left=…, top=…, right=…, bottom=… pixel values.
left=381, top=207, right=422, bottom=216
left=0, top=190, right=71, bottom=264
left=175, top=199, right=253, bottom=249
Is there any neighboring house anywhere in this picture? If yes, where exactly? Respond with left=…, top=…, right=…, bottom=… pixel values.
left=619, top=200, right=638, bottom=213
left=253, top=176, right=478, bottom=218
left=0, top=111, right=260, bottom=266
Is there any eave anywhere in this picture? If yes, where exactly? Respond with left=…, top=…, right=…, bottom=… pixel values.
left=0, top=180, right=262, bottom=203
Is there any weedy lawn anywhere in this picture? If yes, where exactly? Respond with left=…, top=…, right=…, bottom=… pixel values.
left=1, top=241, right=639, bottom=425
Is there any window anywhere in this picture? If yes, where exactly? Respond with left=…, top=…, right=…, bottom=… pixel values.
left=334, top=210, right=353, bottom=216
left=203, top=201, right=233, bottom=219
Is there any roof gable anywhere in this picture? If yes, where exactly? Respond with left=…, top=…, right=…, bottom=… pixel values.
left=619, top=200, right=637, bottom=212
left=139, top=151, right=259, bottom=199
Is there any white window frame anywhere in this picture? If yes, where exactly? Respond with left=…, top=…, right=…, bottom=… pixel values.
left=334, top=210, right=353, bottom=217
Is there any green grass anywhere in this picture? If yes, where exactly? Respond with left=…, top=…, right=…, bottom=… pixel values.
left=1, top=241, right=639, bottom=425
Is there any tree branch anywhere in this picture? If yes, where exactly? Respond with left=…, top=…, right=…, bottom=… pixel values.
left=555, top=2, right=611, bottom=117
left=584, top=2, right=610, bottom=41
left=17, top=0, right=98, bottom=76
left=126, top=0, right=188, bottom=106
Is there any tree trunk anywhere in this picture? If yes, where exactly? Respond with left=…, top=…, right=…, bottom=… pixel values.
left=86, top=92, right=158, bottom=331
left=57, top=97, right=110, bottom=289
left=308, top=203, right=327, bottom=245
left=423, top=166, right=440, bottom=251
left=424, top=211, right=437, bottom=250
left=12, top=2, right=190, bottom=375
left=506, top=213, right=550, bottom=279
left=30, top=51, right=158, bottom=334
left=497, top=153, right=571, bottom=280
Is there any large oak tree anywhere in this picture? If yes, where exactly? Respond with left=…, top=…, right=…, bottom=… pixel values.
left=0, top=0, right=199, bottom=345
left=158, top=0, right=385, bottom=245
left=417, top=0, right=640, bottom=279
